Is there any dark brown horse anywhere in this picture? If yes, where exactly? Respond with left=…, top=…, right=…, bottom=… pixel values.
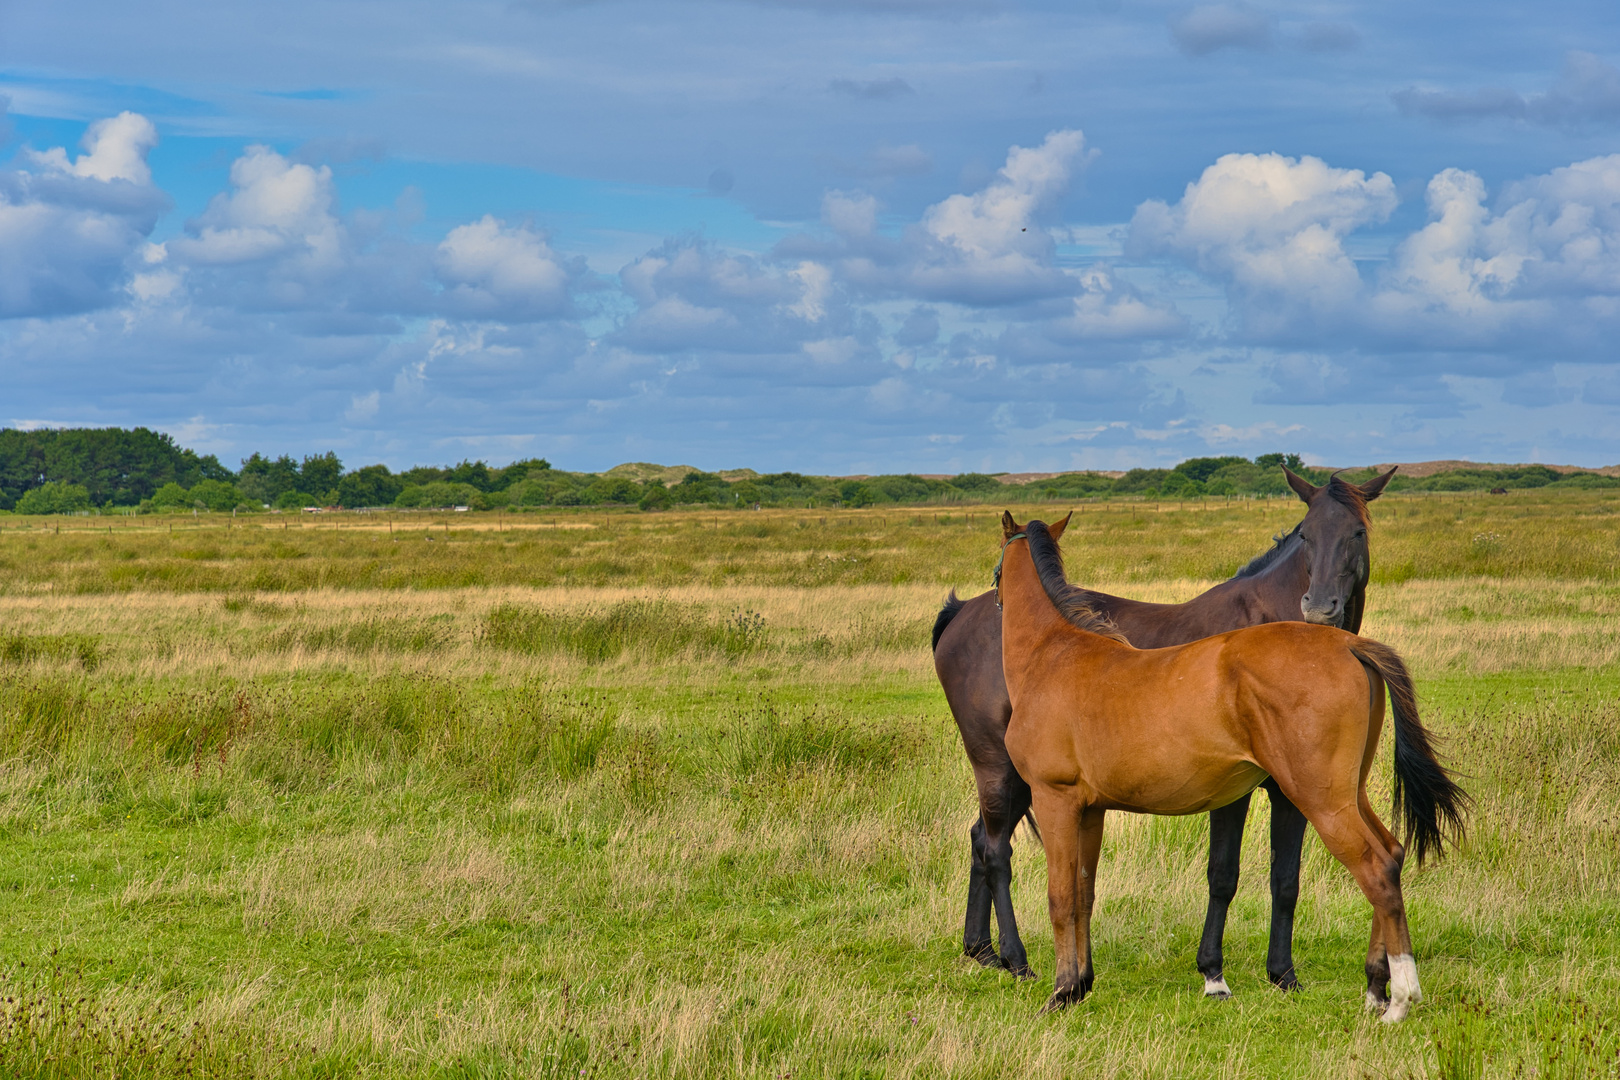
left=932, top=466, right=1396, bottom=992
left=995, top=513, right=1465, bottom=1020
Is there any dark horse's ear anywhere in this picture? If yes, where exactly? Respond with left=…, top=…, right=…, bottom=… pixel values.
left=1357, top=465, right=1398, bottom=501
left=1048, top=511, right=1074, bottom=541
left=1283, top=465, right=1320, bottom=504
left=1001, top=510, right=1021, bottom=539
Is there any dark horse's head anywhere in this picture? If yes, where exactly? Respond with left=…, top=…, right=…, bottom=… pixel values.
left=1284, top=465, right=1396, bottom=627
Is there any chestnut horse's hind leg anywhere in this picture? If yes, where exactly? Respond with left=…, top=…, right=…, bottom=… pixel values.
left=1355, top=788, right=1408, bottom=1011
left=964, top=817, right=998, bottom=966
left=1263, top=779, right=1308, bottom=991
left=1196, top=792, right=1251, bottom=998
left=1306, top=805, right=1420, bottom=1023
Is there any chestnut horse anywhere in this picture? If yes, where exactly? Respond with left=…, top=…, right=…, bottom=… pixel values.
left=933, top=466, right=1395, bottom=992
left=996, top=514, right=1466, bottom=1021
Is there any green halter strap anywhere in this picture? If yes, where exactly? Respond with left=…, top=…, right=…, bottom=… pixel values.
left=992, top=531, right=1027, bottom=609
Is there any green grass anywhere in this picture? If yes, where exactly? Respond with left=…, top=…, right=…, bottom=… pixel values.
left=0, top=491, right=1617, bottom=1077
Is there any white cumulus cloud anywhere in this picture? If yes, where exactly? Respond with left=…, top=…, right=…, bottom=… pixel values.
left=28, top=112, right=159, bottom=184
left=0, top=112, right=166, bottom=318
left=1130, top=151, right=1396, bottom=337
left=172, top=146, right=343, bottom=270
left=436, top=215, right=576, bottom=321
left=816, top=129, right=1092, bottom=306
left=1367, top=155, right=1620, bottom=349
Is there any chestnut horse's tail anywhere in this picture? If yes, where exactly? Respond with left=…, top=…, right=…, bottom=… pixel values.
left=932, top=590, right=969, bottom=653
left=1350, top=639, right=1470, bottom=867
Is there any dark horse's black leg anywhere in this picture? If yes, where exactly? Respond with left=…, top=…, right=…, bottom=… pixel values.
left=1262, top=778, right=1308, bottom=990
left=963, top=817, right=998, bottom=966
left=986, top=770, right=1033, bottom=977
left=1196, top=791, right=1251, bottom=998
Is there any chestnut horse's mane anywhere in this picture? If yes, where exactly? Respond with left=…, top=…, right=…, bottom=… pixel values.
left=1025, top=521, right=1130, bottom=644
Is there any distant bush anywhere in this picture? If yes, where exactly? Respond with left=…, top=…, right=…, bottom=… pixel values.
left=396, top=482, right=487, bottom=510
left=1545, top=472, right=1620, bottom=489
left=638, top=480, right=672, bottom=512
left=275, top=490, right=321, bottom=511
left=1384, top=464, right=1618, bottom=493
left=148, top=482, right=192, bottom=511
left=13, top=481, right=91, bottom=515
left=189, top=478, right=250, bottom=512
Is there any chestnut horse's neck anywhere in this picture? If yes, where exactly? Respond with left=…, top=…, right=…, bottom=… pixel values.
left=999, top=525, right=1120, bottom=679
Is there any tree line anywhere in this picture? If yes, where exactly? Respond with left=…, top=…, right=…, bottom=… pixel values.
left=0, top=428, right=1614, bottom=515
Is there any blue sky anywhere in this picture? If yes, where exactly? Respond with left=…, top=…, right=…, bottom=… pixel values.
left=3, top=1, right=1619, bottom=473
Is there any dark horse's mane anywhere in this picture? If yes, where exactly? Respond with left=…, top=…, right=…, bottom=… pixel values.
left=1233, top=476, right=1372, bottom=579
left=1234, top=524, right=1300, bottom=579
left=1025, top=521, right=1130, bottom=643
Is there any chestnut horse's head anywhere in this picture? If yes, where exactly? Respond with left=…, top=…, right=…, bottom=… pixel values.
left=1284, top=465, right=1396, bottom=627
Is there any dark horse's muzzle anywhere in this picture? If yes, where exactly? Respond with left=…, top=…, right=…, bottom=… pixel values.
left=1300, top=593, right=1344, bottom=626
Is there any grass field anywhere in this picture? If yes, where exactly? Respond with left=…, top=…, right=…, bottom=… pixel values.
left=0, top=492, right=1617, bottom=1078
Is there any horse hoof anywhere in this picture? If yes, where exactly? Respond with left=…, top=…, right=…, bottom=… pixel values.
left=1363, top=989, right=1389, bottom=1015
left=1007, top=964, right=1036, bottom=981
left=1380, top=998, right=1410, bottom=1024
left=1202, top=976, right=1232, bottom=1000
left=1269, top=970, right=1300, bottom=992
left=1039, top=984, right=1088, bottom=1013
left=966, top=945, right=1003, bottom=969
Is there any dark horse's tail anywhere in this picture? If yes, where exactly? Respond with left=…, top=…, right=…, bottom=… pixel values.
left=1350, top=639, right=1470, bottom=867
left=932, top=589, right=969, bottom=652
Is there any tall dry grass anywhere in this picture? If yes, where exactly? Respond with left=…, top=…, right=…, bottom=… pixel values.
left=0, top=577, right=1616, bottom=682
left=0, top=486, right=1615, bottom=594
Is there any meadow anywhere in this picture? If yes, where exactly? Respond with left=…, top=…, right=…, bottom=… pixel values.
left=0, top=490, right=1617, bottom=1078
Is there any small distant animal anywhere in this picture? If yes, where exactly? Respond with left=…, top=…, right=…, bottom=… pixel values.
left=1489, top=487, right=1508, bottom=495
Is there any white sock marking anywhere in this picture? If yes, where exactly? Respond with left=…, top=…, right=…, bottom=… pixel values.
left=1203, top=976, right=1231, bottom=997
left=1382, top=954, right=1420, bottom=1022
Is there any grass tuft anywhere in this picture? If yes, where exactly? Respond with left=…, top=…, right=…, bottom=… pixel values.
left=484, top=600, right=769, bottom=663
left=0, top=632, right=101, bottom=670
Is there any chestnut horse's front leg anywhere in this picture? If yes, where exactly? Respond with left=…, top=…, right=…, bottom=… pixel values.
left=1073, top=805, right=1105, bottom=1000
left=1031, top=789, right=1082, bottom=1011
left=1034, top=793, right=1104, bottom=1012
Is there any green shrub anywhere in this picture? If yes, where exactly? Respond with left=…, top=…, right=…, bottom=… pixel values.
left=395, top=482, right=486, bottom=509
left=188, top=478, right=248, bottom=512
left=274, top=490, right=319, bottom=510
left=149, top=482, right=192, bottom=510
left=638, top=480, right=672, bottom=511
left=13, top=481, right=92, bottom=515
